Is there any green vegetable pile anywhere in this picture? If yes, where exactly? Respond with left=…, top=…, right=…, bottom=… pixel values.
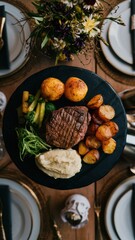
left=16, top=89, right=56, bottom=161
left=16, top=126, right=51, bottom=161
left=21, top=89, right=56, bottom=128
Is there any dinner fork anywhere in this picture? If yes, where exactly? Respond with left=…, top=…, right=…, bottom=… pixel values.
left=0, top=200, right=6, bottom=240
left=94, top=198, right=103, bottom=240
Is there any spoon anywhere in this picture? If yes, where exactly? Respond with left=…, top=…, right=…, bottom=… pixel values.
left=0, top=17, right=5, bottom=50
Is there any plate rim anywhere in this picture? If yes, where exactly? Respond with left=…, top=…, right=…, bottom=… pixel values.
left=6, top=12, right=25, bottom=62
left=100, top=0, right=135, bottom=76
left=10, top=190, right=32, bottom=239
left=105, top=175, right=135, bottom=240
left=0, top=0, right=31, bottom=78
left=108, top=8, right=132, bottom=65
left=114, top=189, right=134, bottom=240
left=0, top=169, right=47, bottom=239
left=3, top=65, right=127, bottom=189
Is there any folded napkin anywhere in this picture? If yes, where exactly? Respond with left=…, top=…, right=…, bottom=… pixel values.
left=0, top=5, right=10, bottom=69
left=0, top=185, right=12, bottom=240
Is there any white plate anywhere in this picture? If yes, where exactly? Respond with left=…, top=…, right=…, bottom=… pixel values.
left=114, top=189, right=134, bottom=240
left=0, top=178, right=41, bottom=240
left=105, top=176, right=135, bottom=240
left=0, top=1, right=31, bottom=77
left=100, top=0, right=135, bottom=76
left=108, top=8, right=132, bottom=64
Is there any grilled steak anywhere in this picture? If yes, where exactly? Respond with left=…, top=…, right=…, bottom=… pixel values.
left=45, top=106, right=91, bottom=149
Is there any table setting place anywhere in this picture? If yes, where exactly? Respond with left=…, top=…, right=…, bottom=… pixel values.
left=0, top=169, right=62, bottom=240
left=1, top=0, right=135, bottom=240
left=0, top=0, right=31, bottom=85
left=100, top=0, right=135, bottom=76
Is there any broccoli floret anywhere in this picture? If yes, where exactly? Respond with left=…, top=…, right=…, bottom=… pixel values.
left=27, top=95, right=35, bottom=104
left=45, top=102, right=56, bottom=115
left=25, top=111, right=35, bottom=124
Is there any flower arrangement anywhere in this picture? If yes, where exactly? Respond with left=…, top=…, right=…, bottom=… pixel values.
left=27, top=0, right=123, bottom=64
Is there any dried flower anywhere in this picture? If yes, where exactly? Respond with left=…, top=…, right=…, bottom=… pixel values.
left=26, top=0, right=123, bottom=64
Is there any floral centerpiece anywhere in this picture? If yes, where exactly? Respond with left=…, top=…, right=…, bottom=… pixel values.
left=27, top=0, right=123, bottom=64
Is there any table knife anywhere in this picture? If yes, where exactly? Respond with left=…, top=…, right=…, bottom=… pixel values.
left=131, top=0, right=135, bottom=66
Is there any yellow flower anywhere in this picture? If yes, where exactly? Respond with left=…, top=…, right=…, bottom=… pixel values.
left=83, top=16, right=100, bottom=37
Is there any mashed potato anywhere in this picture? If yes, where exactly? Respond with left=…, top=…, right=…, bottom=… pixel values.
left=35, top=148, right=82, bottom=179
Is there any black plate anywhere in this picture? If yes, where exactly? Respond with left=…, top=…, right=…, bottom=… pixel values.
left=3, top=65, right=127, bottom=190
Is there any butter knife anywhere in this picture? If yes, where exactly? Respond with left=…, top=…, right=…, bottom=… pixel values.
left=131, top=0, right=135, bottom=66
left=0, top=200, right=6, bottom=240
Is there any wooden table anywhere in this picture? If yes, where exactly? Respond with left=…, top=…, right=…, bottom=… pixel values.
left=0, top=1, right=135, bottom=239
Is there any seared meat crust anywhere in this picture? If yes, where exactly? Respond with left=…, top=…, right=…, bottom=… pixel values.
left=45, top=106, right=91, bottom=149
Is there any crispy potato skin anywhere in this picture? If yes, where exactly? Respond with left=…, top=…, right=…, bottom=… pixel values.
left=91, top=110, right=104, bottom=125
left=83, top=149, right=100, bottom=164
left=76, top=94, right=119, bottom=162
left=64, top=77, right=88, bottom=102
left=86, top=121, right=99, bottom=135
left=78, top=141, right=89, bottom=156
left=85, top=135, right=101, bottom=149
left=102, top=138, right=116, bottom=154
left=98, top=105, right=115, bottom=121
left=41, top=77, right=64, bottom=101
left=95, top=124, right=113, bottom=141
left=104, top=121, right=119, bottom=136
left=95, top=121, right=119, bottom=141
left=87, top=94, right=103, bottom=109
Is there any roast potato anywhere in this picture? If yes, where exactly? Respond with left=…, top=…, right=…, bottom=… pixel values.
left=87, top=94, right=103, bottom=109
left=98, top=105, right=115, bottom=121
left=85, top=135, right=101, bottom=149
left=95, top=121, right=118, bottom=141
left=86, top=121, right=99, bottom=135
left=64, top=77, right=88, bottom=102
left=78, top=141, right=89, bottom=156
left=41, top=77, right=64, bottom=101
left=104, top=121, right=119, bottom=136
left=83, top=149, right=100, bottom=164
left=102, top=138, right=116, bottom=154
left=91, top=110, right=104, bottom=125
left=95, top=124, right=113, bottom=141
